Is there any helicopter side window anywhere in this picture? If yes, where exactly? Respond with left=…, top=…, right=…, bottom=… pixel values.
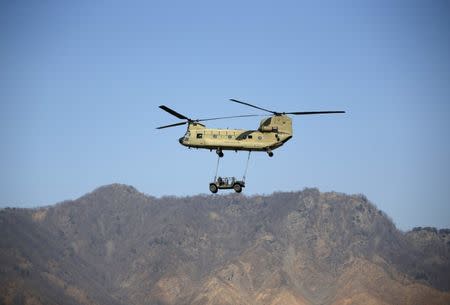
left=197, top=133, right=203, bottom=139
left=228, top=135, right=232, bottom=139
left=213, top=134, right=217, bottom=139
left=248, top=135, right=253, bottom=139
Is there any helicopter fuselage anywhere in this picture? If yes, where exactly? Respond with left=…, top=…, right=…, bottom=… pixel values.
left=178, top=115, right=293, bottom=154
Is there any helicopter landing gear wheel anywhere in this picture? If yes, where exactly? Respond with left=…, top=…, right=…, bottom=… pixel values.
left=233, top=183, right=242, bottom=193
left=267, top=149, right=273, bottom=157
left=209, top=184, right=218, bottom=194
left=216, top=149, right=224, bottom=158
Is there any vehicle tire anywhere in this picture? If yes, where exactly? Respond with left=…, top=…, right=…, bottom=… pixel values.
left=233, top=183, right=242, bottom=193
left=209, top=184, right=218, bottom=194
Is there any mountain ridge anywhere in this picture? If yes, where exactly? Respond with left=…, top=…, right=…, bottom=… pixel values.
left=1, top=184, right=449, bottom=305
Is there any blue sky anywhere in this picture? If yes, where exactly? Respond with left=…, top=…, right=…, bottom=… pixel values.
left=1, top=1, right=449, bottom=230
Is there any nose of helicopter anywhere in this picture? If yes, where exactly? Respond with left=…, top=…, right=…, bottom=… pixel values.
left=178, top=137, right=184, bottom=145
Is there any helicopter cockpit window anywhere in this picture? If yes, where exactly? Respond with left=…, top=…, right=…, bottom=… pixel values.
left=197, top=133, right=203, bottom=139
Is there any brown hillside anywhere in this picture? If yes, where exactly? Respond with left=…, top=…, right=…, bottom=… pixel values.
left=1, top=184, right=449, bottom=305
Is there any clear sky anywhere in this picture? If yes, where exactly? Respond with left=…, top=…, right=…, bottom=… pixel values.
left=1, top=1, right=449, bottom=230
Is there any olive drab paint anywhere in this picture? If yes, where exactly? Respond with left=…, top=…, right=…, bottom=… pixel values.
left=178, top=114, right=293, bottom=154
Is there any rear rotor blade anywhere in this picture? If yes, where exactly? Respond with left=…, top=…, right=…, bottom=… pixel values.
left=159, top=105, right=190, bottom=120
left=229, top=99, right=277, bottom=114
left=286, top=111, right=346, bottom=115
left=156, top=121, right=187, bottom=129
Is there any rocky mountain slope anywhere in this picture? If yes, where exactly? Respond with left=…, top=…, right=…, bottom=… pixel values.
left=1, top=184, right=449, bottom=305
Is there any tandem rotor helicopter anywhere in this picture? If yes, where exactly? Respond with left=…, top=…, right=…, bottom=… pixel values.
left=157, top=99, right=345, bottom=193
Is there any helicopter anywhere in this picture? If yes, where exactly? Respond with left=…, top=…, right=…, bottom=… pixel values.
left=157, top=99, right=345, bottom=158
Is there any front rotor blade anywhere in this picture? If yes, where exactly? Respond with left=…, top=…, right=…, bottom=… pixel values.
left=287, top=111, right=346, bottom=115
left=159, top=105, right=190, bottom=120
left=229, top=99, right=277, bottom=114
left=197, top=114, right=264, bottom=122
left=156, top=121, right=187, bottom=129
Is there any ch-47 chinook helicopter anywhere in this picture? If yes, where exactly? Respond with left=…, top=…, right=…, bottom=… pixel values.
left=157, top=99, right=345, bottom=158
left=158, top=99, right=345, bottom=193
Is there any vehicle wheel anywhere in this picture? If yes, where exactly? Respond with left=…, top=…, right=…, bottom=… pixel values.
left=233, top=183, right=242, bottom=193
left=209, top=184, right=218, bottom=194
left=268, top=151, right=274, bottom=157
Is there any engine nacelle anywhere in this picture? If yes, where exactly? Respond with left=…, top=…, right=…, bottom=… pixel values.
left=260, top=125, right=278, bottom=132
